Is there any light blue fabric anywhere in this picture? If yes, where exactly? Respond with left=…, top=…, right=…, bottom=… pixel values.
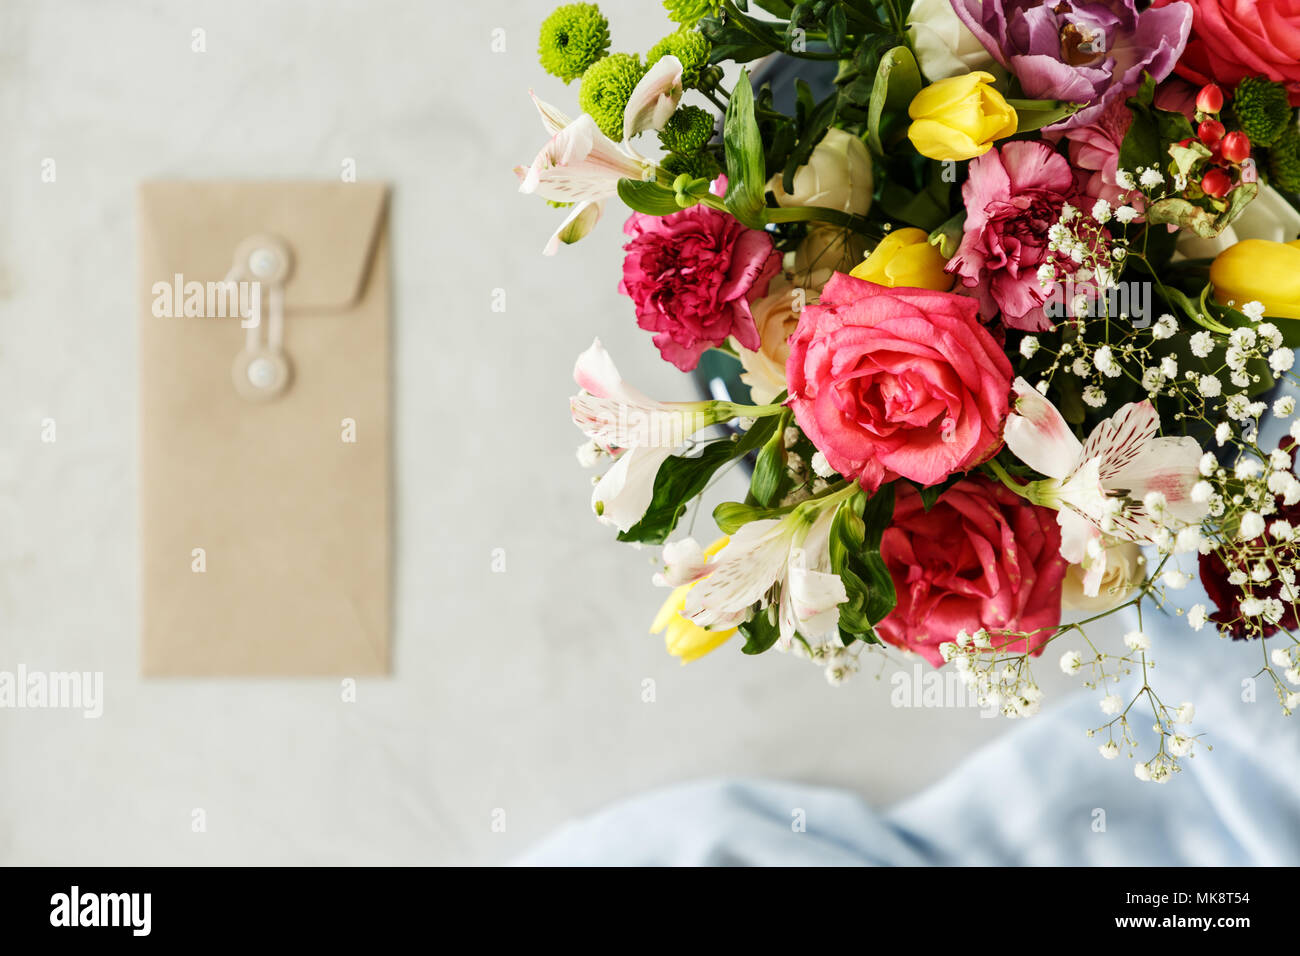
left=519, top=388, right=1300, bottom=867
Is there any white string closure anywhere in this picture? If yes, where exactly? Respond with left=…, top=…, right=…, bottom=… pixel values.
left=229, top=235, right=294, bottom=402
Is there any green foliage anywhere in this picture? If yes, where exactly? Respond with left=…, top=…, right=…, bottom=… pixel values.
left=617, top=178, right=687, bottom=216
left=616, top=414, right=781, bottom=544
left=865, top=45, right=920, bottom=156
left=538, top=3, right=611, bottom=84
left=828, top=484, right=896, bottom=645
left=578, top=53, right=645, bottom=140
left=750, top=412, right=789, bottom=507
left=1232, top=76, right=1292, bottom=147
left=738, top=604, right=782, bottom=655
left=722, top=67, right=768, bottom=229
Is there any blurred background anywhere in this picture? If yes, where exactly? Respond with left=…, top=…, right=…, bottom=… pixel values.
left=0, top=0, right=1121, bottom=865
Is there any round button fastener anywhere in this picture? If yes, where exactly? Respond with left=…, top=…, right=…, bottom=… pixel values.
left=231, top=234, right=293, bottom=286
left=232, top=348, right=292, bottom=402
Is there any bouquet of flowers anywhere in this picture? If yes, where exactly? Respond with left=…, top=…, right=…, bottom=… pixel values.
left=515, top=0, right=1300, bottom=781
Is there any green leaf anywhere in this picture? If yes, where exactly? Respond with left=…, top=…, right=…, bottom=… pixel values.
left=1004, top=98, right=1083, bottom=133
left=723, top=67, right=768, bottom=229
left=866, top=46, right=922, bottom=156
left=827, top=485, right=897, bottom=643
left=749, top=413, right=788, bottom=506
left=928, top=210, right=966, bottom=258
left=826, top=5, right=847, bottom=52
left=616, top=416, right=781, bottom=544
left=738, top=606, right=781, bottom=655
left=617, top=178, right=685, bottom=217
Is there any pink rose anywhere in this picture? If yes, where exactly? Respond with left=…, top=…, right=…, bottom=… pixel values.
left=1154, top=0, right=1300, bottom=105
left=948, top=140, right=1082, bottom=333
left=619, top=204, right=781, bottom=372
left=784, top=272, right=1012, bottom=492
left=878, top=478, right=1068, bottom=667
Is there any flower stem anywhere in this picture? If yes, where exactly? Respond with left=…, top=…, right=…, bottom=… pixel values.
left=985, top=459, right=1032, bottom=497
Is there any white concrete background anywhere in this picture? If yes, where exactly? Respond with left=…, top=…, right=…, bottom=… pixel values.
left=0, top=0, right=1101, bottom=864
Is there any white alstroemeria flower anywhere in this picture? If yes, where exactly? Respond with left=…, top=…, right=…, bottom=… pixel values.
left=517, top=94, right=652, bottom=205
left=653, top=537, right=711, bottom=587
left=570, top=340, right=739, bottom=532
left=622, top=55, right=683, bottom=141
left=1003, top=377, right=1207, bottom=596
left=683, top=505, right=848, bottom=645
left=520, top=94, right=604, bottom=255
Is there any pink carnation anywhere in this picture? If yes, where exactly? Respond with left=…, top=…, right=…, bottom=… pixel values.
left=1049, top=99, right=1137, bottom=208
left=785, top=272, right=1012, bottom=492
left=877, top=478, right=1067, bottom=667
left=619, top=204, right=781, bottom=372
left=948, top=140, right=1082, bottom=333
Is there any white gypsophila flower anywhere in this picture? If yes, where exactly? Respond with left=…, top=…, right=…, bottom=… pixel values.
left=1115, top=205, right=1138, bottom=224
left=1242, top=301, right=1266, bottom=321
left=938, top=641, right=959, bottom=662
left=1258, top=322, right=1283, bottom=348
left=1134, top=761, right=1152, bottom=781
left=576, top=440, right=602, bottom=468
left=1060, top=650, right=1082, bottom=675
left=1092, top=198, right=1112, bottom=223
left=1152, top=314, right=1177, bottom=339
left=1228, top=569, right=1248, bottom=586
left=1168, top=735, right=1194, bottom=757
left=1252, top=562, right=1271, bottom=583
left=1071, top=356, right=1090, bottom=377
left=1115, top=169, right=1135, bottom=190
left=1229, top=327, right=1257, bottom=350
left=1192, top=481, right=1214, bottom=504
left=1215, top=422, right=1232, bottom=445
left=1139, top=168, right=1164, bottom=188
left=1188, top=604, right=1207, bottom=631
left=1175, top=525, right=1203, bottom=553
left=1100, top=694, right=1123, bottom=715
left=1271, top=348, right=1296, bottom=374
left=810, top=450, right=836, bottom=479
left=1189, top=331, right=1214, bottom=357
left=972, top=628, right=991, bottom=649
left=1020, top=336, right=1040, bottom=358
left=1198, top=452, right=1217, bottom=477
left=1176, top=701, right=1195, bottom=723
left=1287, top=667, right=1300, bottom=685
left=1099, top=740, right=1120, bottom=759
left=1272, top=520, right=1295, bottom=541
left=1142, top=366, right=1164, bottom=393
left=1226, top=394, right=1252, bottom=421
left=1276, top=396, right=1297, bottom=418
left=1093, top=345, right=1121, bottom=377
left=1235, top=458, right=1262, bottom=480
left=1231, top=370, right=1252, bottom=388
left=1291, top=417, right=1300, bottom=441
left=783, top=426, right=801, bottom=449
left=1239, top=511, right=1266, bottom=540
left=1161, top=356, right=1179, bottom=379
left=1272, top=647, right=1294, bottom=668
left=1288, top=692, right=1300, bottom=710
left=1161, top=569, right=1191, bottom=589
left=1271, top=448, right=1292, bottom=470
left=1124, top=629, right=1150, bottom=652
left=1082, top=385, right=1107, bottom=407
left=1036, top=264, right=1055, bottom=290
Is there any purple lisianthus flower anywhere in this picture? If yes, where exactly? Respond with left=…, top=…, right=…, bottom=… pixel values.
left=951, top=0, right=1193, bottom=129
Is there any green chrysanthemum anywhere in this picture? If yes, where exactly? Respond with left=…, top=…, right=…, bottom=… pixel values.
left=662, top=0, right=723, bottom=29
left=538, top=3, right=611, bottom=84
left=662, top=149, right=721, bottom=182
left=1268, top=124, right=1300, bottom=194
left=1233, top=76, right=1293, bottom=148
left=578, top=53, right=645, bottom=140
left=647, top=29, right=712, bottom=87
left=658, top=105, right=715, bottom=155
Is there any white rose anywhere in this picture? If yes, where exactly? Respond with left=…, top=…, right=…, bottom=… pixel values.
left=768, top=127, right=873, bottom=217
left=906, top=0, right=998, bottom=81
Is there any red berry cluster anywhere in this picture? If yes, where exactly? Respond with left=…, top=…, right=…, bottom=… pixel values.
left=1187, top=83, right=1251, bottom=198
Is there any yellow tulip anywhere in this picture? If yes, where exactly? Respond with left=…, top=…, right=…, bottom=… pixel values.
left=1210, top=238, right=1300, bottom=319
left=849, top=227, right=954, bottom=290
left=649, top=538, right=736, bottom=664
left=906, top=71, right=1018, bottom=162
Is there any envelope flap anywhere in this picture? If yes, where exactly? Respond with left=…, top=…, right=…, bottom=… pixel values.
left=138, top=181, right=389, bottom=311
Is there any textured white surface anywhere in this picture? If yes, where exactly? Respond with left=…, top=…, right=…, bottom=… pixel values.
left=0, top=0, right=1093, bottom=865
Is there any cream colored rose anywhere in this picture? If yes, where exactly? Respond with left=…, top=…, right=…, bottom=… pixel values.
left=906, top=0, right=998, bottom=81
left=784, top=224, right=869, bottom=291
left=768, top=128, right=873, bottom=217
left=1061, top=538, right=1146, bottom=612
left=738, top=277, right=803, bottom=405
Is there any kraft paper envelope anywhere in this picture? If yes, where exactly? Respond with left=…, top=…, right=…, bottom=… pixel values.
left=137, top=182, right=390, bottom=676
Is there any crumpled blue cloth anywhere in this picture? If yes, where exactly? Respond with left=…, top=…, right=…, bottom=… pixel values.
left=519, top=389, right=1300, bottom=867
